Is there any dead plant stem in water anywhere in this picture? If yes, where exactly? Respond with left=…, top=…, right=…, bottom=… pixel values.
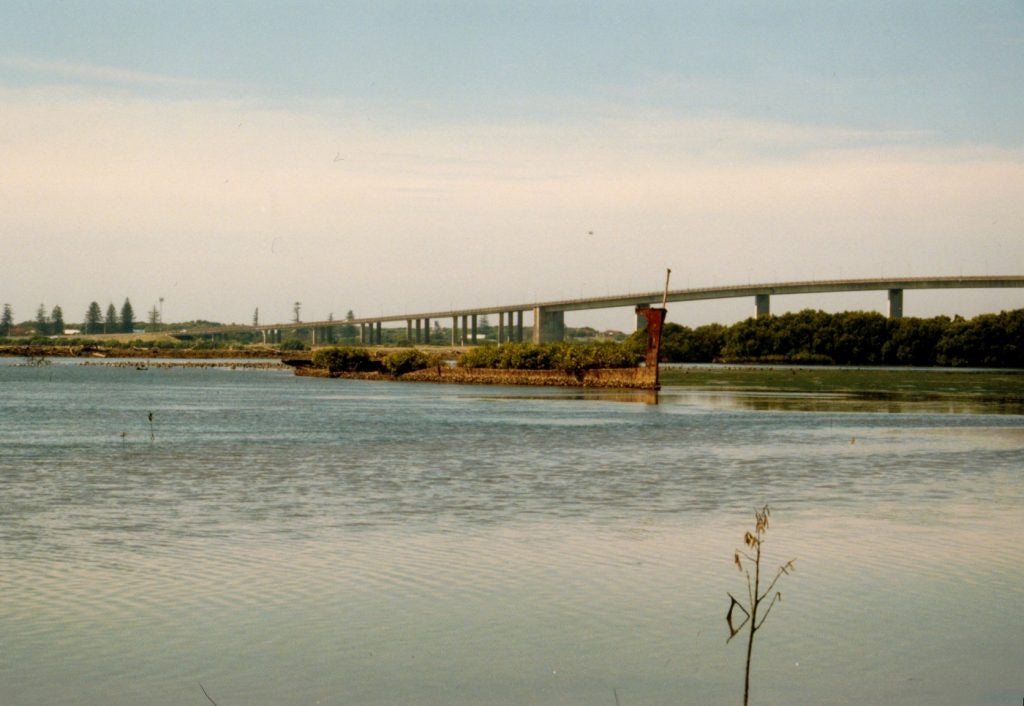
left=726, top=505, right=796, bottom=706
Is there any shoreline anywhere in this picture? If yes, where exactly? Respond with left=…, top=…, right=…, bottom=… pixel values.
left=5, top=344, right=1021, bottom=399
left=76, top=359, right=289, bottom=370
left=0, top=344, right=468, bottom=360
left=292, top=364, right=659, bottom=389
left=0, top=344, right=282, bottom=359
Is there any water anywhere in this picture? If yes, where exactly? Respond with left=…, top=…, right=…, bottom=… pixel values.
left=1, top=360, right=1021, bottom=705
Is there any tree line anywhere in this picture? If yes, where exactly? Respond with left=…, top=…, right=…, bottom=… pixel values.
left=634, top=308, right=1024, bottom=368
left=310, top=341, right=640, bottom=375
left=1, top=299, right=136, bottom=337
left=458, top=340, right=638, bottom=371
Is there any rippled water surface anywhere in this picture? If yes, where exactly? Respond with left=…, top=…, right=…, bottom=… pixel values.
left=1, top=360, right=1022, bottom=705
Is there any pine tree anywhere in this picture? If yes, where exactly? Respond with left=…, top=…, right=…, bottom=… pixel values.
left=85, top=302, right=103, bottom=334
left=1, top=304, right=13, bottom=337
left=324, top=312, right=336, bottom=343
left=120, top=298, right=135, bottom=333
left=105, top=303, right=118, bottom=333
left=341, top=310, right=357, bottom=341
left=35, top=304, right=50, bottom=336
left=51, top=305, right=65, bottom=336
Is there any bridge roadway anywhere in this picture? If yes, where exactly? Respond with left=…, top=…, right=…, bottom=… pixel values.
left=187, top=275, right=1024, bottom=345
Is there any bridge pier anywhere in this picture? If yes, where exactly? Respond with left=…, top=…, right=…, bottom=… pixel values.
left=461, top=315, right=469, bottom=345
left=451, top=316, right=458, bottom=346
left=532, top=307, right=565, bottom=343
left=375, top=321, right=382, bottom=344
left=471, top=314, right=478, bottom=343
left=755, top=294, right=771, bottom=318
left=888, top=289, right=904, bottom=319
left=499, top=310, right=524, bottom=342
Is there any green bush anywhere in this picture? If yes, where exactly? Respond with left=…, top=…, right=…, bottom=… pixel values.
left=311, top=346, right=374, bottom=373
left=456, top=343, right=504, bottom=369
left=570, top=340, right=640, bottom=370
left=382, top=349, right=439, bottom=376
left=280, top=338, right=307, bottom=351
left=457, top=341, right=639, bottom=372
left=502, top=342, right=552, bottom=370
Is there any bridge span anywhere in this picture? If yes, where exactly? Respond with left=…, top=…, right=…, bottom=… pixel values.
left=193, top=275, right=1024, bottom=345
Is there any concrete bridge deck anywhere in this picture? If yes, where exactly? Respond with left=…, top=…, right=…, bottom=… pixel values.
left=183, top=275, right=1024, bottom=344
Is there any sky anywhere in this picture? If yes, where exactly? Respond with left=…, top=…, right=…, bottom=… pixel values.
left=2, top=1, right=1023, bottom=331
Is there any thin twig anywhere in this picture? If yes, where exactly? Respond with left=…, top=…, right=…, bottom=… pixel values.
left=760, top=560, right=795, bottom=601
left=199, top=682, right=218, bottom=706
left=755, top=591, right=783, bottom=629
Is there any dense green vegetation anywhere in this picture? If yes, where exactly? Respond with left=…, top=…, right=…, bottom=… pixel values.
left=457, top=341, right=639, bottom=372
left=631, top=309, right=1024, bottom=367
left=310, top=346, right=441, bottom=376
left=312, top=342, right=638, bottom=377
left=3, top=298, right=142, bottom=336
left=311, top=347, right=376, bottom=373
left=279, top=338, right=308, bottom=351
left=1, top=304, right=13, bottom=337
left=382, top=349, right=440, bottom=376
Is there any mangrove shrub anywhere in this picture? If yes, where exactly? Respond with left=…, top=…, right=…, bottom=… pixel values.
left=311, top=346, right=375, bottom=373
left=631, top=308, right=1024, bottom=367
left=382, top=349, right=439, bottom=376
left=457, top=341, right=639, bottom=372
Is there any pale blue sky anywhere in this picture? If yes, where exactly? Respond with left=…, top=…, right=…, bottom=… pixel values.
left=2, top=1, right=1022, bottom=328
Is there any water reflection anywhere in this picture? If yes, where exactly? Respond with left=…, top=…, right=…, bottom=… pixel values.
left=658, top=389, right=1024, bottom=414
left=1, top=364, right=1022, bottom=705
left=469, top=388, right=661, bottom=405
left=468, top=386, right=1023, bottom=414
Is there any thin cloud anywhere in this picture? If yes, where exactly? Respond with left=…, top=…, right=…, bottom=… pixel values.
left=1, top=55, right=221, bottom=90
left=2, top=84, right=1020, bottom=324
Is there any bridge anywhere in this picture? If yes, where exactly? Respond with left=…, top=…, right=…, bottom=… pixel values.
left=186, top=275, right=1024, bottom=345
